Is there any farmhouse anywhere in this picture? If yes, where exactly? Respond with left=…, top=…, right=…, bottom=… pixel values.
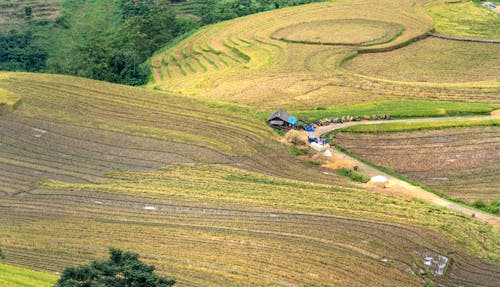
left=267, top=109, right=298, bottom=130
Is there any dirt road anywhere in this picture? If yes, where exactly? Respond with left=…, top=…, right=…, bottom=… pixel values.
left=311, top=115, right=500, bottom=226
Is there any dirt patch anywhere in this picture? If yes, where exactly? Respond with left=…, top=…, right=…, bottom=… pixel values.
left=491, top=109, right=500, bottom=117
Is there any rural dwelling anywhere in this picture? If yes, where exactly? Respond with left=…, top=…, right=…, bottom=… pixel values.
left=267, top=109, right=298, bottom=130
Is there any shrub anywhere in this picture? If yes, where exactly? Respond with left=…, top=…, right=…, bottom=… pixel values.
left=54, top=248, right=175, bottom=287
left=336, top=168, right=370, bottom=183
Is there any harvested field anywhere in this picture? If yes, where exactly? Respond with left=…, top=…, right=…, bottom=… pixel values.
left=344, top=38, right=500, bottom=83
left=428, top=1, right=500, bottom=40
left=149, top=0, right=499, bottom=114
left=0, top=72, right=499, bottom=286
left=271, top=19, right=402, bottom=46
left=335, top=126, right=500, bottom=205
left=0, top=72, right=335, bottom=196
left=1, top=164, right=499, bottom=286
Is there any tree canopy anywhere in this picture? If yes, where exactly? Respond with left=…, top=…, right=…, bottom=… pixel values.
left=54, top=248, right=175, bottom=287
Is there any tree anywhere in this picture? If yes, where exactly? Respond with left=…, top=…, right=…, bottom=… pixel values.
left=54, top=248, right=175, bottom=287
left=25, top=6, right=32, bottom=18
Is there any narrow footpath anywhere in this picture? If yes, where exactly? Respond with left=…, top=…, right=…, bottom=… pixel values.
left=310, top=115, right=499, bottom=226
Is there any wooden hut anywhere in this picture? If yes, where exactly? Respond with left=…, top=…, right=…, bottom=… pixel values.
left=267, top=109, right=298, bottom=130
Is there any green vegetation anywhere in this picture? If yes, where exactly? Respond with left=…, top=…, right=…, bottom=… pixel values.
left=472, top=200, right=500, bottom=215
left=428, top=1, right=500, bottom=39
left=335, top=168, right=370, bottom=183
left=0, top=263, right=58, bottom=287
left=55, top=248, right=175, bottom=287
left=0, top=88, right=21, bottom=107
left=292, top=100, right=499, bottom=122
left=0, top=30, right=47, bottom=72
left=199, top=0, right=326, bottom=24
left=0, top=248, right=4, bottom=259
left=339, top=118, right=499, bottom=133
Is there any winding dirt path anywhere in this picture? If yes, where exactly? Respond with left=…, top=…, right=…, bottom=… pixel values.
left=312, top=115, right=500, bottom=226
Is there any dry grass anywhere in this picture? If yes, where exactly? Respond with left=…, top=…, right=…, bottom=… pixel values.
left=344, top=37, right=500, bottom=83
left=271, top=19, right=402, bottom=46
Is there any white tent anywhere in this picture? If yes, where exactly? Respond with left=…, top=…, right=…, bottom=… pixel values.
left=370, top=175, right=388, bottom=183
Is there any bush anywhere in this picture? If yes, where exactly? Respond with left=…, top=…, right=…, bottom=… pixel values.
left=336, top=168, right=370, bottom=183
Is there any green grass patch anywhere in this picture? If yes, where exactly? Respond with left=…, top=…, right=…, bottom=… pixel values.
left=339, top=118, right=499, bottom=133
left=428, top=1, right=500, bottom=39
left=335, top=168, right=370, bottom=183
left=170, top=54, right=188, bottom=76
left=0, top=88, right=22, bottom=114
left=288, top=145, right=308, bottom=156
left=0, top=263, right=58, bottom=287
left=292, top=100, right=498, bottom=122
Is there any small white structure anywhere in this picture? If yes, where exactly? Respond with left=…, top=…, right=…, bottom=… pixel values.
left=310, top=142, right=326, bottom=152
left=323, top=149, right=333, bottom=157
left=369, top=175, right=388, bottom=187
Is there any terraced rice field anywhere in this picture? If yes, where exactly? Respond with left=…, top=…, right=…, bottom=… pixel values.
left=335, top=126, right=500, bottom=205
left=0, top=72, right=499, bottom=286
left=149, top=0, right=500, bottom=112
left=0, top=0, right=62, bottom=31
left=0, top=72, right=336, bottom=196
left=344, top=38, right=500, bottom=83
left=1, top=164, right=499, bottom=286
left=271, top=19, right=403, bottom=46
left=428, top=1, right=500, bottom=39
left=149, top=0, right=436, bottom=105
left=0, top=263, right=57, bottom=287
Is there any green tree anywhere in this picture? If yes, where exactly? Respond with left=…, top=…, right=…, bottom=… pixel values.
left=25, top=6, right=33, bottom=17
left=54, top=248, right=175, bottom=287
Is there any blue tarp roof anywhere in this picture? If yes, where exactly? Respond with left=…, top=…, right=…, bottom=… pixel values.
left=289, top=117, right=297, bottom=125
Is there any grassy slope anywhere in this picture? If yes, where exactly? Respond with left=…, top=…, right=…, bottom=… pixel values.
left=33, top=0, right=123, bottom=72
left=292, top=100, right=499, bottom=122
left=0, top=88, right=21, bottom=106
left=0, top=72, right=498, bottom=286
left=428, top=1, right=500, bottom=39
left=0, top=263, right=57, bottom=287
left=340, top=118, right=499, bottom=133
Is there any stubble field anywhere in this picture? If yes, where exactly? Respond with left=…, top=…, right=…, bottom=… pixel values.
left=335, top=126, right=500, bottom=207
left=0, top=72, right=498, bottom=286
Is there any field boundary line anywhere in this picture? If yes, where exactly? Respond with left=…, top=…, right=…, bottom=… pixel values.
left=430, top=33, right=500, bottom=44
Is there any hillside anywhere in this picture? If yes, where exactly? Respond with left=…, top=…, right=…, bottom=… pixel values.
left=0, top=72, right=498, bottom=286
left=0, top=0, right=499, bottom=286
left=148, top=0, right=499, bottom=116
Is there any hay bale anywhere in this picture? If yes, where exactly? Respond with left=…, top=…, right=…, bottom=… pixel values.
left=284, top=130, right=307, bottom=146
